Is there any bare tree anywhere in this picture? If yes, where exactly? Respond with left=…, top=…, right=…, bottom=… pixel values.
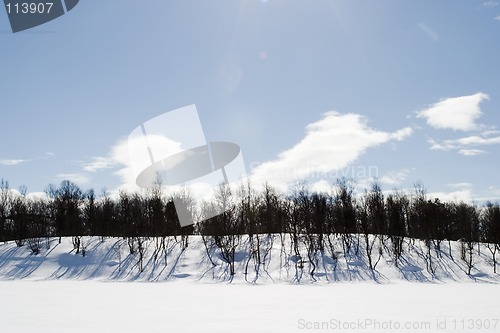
left=0, top=179, right=12, bottom=243
left=482, top=202, right=500, bottom=273
left=235, top=182, right=264, bottom=281
left=11, top=186, right=28, bottom=247
left=137, top=236, right=147, bottom=272
left=386, top=191, right=408, bottom=266
left=46, top=180, right=83, bottom=244
left=334, top=178, right=356, bottom=256
left=26, top=197, right=49, bottom=254
left=210, top=184, right=242, bottom=276
left=456, top=202, right=479, bottom=275
left=358, top=182, right=385, bottom=271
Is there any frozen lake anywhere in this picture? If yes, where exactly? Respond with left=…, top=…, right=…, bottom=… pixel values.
left=1, top=281, right=499, bottom=333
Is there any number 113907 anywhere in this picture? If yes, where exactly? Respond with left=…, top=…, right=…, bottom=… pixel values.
left=6, top=2, right=54, bottom=14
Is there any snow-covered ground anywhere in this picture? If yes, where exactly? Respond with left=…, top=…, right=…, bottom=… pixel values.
left=1, top=281, right=499, bottom=332
left=1, top=236, right=499, bottom=332
left=0, top=235, right=499, bottom=283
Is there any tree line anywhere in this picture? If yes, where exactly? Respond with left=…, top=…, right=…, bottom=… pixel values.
left=0, top=177, right=499, bottom=275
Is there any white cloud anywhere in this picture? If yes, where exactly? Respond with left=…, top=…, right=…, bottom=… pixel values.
left=83, top=156, right=116, bottom=173
left=380, top=168, right=414, bottom=186
left=477, top=186, right=500, bottom=202
left=390, top=127, right=414, bottom=141
left=2, top=153, right=56, bottom=166
left=429, top=183, right=474, bottom=203
left=104, top=136, right=242, bottom=206
left=418, top=22, right=439, bottom=41
left=55, top=173, right=90, bottom=186
left=310, top=179, right=332, bottom=194
left=429, top=133, right=500, bottom=153
left=73, top=133, right=186, bottom=194
left=106, top=139, right=139, bottom=192
left=416, top=92, right=489, bottom=131
left=448, top=182, right=473, bottom=190
left=483, top=1, right=499, bottom=7
left=108, top=135, right=184, bottom=192
left=40, top=152, right=55, bottom=160
left=26, top=192, right=50, bottom=201
left=458, top=149, right=487, bottom=156
left=428, top=189, right=473, bottom=203
left=482, top=130, right=500, bottom=136
left=250, top=112, right=413, bottom=190
left=495, top=16, right=500, bottom=20
left=4, top=189, right=55, bottom=202
left=0, top=159, right=29, bottom=166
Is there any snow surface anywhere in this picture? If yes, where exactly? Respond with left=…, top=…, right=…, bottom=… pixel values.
left=1, top=236, right=499, bottom=332
left=1, top=236, right=499, bottom=283
left=1, top=281, right=499, bottom=332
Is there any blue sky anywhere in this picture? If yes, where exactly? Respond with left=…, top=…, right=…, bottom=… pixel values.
left=1, top=0, right=499, bottom=202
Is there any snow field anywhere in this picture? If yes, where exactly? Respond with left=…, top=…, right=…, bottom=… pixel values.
left=1, top=281, right=499, bottom=333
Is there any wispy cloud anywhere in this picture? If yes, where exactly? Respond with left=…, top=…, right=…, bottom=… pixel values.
left=416, top=92, right=489, bottom=131
left=449, top=182, right=473, bottom=190
left=429, top=183, right=473, bottom=203
left=0, top=159, right=29, bottom=166
left=481, top=130, right=500, bottom=136
left=55, top=173, right=90, bottom=185
left=495, top=16, right=500, bottom=20
left=478, top=186, right=500, bottom=202
left=82, top=156, right=116, bottom=173
left=2, top=153, right=55, bottom=166
left=429, top=134, right=500, bottom=150
left=250, top=112, right=413, bottom=190
left=428, top=131, right=500, bottom=156
left=391, top=127, right=414, bottom=141
left=380, top=168, right=414, bottom=186
left=458, top=149, right=487, bottom=156
left=40, top=152, right=55, bottom=160
left=429, top=190, right=473, bottom=202
left=418, top=22, right=439, bottom=41
left=483, top=1, right=499, bottom=7
left=75, top=134, right=181, bottom=194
